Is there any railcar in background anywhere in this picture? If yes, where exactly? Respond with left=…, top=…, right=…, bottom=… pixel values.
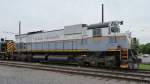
left=0, top=39, right=16, bottom=60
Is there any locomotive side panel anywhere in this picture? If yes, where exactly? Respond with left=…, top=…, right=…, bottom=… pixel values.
left=20, top=35, right=129, bottom=52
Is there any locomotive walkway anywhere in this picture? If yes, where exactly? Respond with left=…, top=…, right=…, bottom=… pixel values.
left=0, top=61, right=150, bottom=84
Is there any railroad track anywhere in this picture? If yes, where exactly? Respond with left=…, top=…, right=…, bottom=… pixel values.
left=0, top=61, right=150, bottom=83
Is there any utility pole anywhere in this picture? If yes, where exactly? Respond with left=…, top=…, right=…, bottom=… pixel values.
left=19, top=21, right=21, bottom=36
left=19, top=21, right=21, bottom=54
left=102, top=3, right=104, bottom=23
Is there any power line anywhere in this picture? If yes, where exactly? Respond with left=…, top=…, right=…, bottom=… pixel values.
left=2, top=31, right=17, bottom=35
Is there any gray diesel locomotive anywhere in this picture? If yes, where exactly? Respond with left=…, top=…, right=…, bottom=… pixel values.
left=14, top=21, right=139, bottom=69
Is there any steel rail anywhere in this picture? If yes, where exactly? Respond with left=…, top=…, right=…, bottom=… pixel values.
left=0, top=61, right=150, bottom=83
left=3, top=61, right=149, bottom=77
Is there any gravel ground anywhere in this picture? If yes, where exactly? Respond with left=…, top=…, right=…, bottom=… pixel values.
left=0, top=65, right=146, bottom=84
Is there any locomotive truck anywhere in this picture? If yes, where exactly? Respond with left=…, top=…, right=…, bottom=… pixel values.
left=0, top=21, right=139, bottom=69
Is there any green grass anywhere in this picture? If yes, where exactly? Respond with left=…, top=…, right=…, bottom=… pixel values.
left=139, top=64, right=150, bottom=70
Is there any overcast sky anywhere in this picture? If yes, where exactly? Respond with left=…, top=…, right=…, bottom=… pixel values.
left=0, top=0, right=150, bottom=43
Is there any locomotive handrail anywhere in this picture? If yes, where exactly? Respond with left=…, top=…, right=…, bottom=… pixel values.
left=88, top=21, right=123, bottom=29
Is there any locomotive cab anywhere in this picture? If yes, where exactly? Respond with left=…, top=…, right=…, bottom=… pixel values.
left=88, top=21, right=139, bottom=69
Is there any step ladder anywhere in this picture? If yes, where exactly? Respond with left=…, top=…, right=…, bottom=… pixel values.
left=120, top=48, right=128, bottom=69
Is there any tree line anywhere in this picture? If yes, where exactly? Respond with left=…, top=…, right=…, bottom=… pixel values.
left=139, top=43, right=150, bottom=54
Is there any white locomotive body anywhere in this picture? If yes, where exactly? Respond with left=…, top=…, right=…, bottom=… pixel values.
left=14, top=21, right=139, bottom=69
